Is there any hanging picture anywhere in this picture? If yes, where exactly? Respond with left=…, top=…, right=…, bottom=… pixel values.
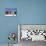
left=5, top=8, right=17, bottom=16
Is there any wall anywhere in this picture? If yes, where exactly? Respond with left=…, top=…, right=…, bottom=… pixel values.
left=0, top=0, right=46, bottom=44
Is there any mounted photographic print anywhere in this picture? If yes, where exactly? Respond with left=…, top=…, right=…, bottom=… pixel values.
left=5, top=8, right=17, bottom=16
